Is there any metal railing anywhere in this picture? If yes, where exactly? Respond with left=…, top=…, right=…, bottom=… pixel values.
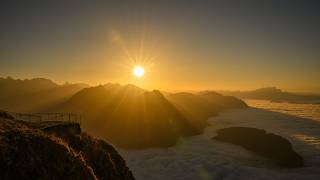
left=1, top=111, right=82, bottom=124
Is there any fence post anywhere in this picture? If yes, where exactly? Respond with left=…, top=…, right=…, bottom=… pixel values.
left=5, top=111, right=81, bottom=124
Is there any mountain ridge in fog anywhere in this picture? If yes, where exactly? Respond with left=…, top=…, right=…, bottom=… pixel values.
left=219, top=87, right=320, bottom=104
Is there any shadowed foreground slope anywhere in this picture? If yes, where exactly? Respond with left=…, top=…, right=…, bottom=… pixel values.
left=0, top=115, right=134, bottom=180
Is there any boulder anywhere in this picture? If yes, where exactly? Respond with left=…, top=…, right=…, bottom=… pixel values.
left=213, top=127, right=304, bottom=168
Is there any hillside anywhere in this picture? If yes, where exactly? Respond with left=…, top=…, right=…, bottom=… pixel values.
left=220, top=87, right=320, bottom=104
left=51, top=84, right=247, bottom=148
left=0, top=114, right=134, bottom=180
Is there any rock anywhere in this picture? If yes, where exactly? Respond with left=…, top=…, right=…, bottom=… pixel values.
left=0, top=110, right=14, bottom=120
left=43, top=122, right=82, bottom=135
left=0, top=129, right=97, bottom=180
left=212, top=127, right=304, bottom=168
left=46, top=130, right=134, bottom=180
left=0, top=117, right=135, bottom=180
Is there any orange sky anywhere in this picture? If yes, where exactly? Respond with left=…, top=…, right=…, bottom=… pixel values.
left=1, top=1, right=320, bottom=93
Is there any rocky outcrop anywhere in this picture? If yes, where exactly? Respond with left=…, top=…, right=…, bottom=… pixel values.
left=0, top=117, right=134, bottom=180
left=43, top=123, right=134, bottom=180
left=212, top=127, right=304, bottom=168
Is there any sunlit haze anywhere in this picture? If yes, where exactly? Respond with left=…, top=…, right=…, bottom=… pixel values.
left=0, top=1, right=319, bottom=92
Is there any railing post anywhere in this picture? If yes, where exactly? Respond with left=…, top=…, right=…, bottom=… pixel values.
left=5, top=111, right=82, bottom=124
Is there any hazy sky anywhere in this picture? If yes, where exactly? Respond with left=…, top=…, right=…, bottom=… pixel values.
left=1, top=0, right=320, bottom=92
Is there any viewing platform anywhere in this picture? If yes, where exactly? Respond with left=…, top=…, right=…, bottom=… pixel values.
left=0, top=110, right=82, bottom=125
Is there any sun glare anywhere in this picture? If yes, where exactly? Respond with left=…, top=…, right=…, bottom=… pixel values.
left=133, top=66, right=145, bottom=78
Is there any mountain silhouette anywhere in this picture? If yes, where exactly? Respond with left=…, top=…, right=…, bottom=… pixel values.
left=165, top=91, right=247, bottom=132
left=0, top=77, right=58, bottom=96
left=51, top=86, right=192, bottom=148
left=51, top=84, right=247, bottom=148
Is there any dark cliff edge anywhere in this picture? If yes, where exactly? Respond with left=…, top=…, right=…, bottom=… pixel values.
left=0, top=115, right=134, bottom=180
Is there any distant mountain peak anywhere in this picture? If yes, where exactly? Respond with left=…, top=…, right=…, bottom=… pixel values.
left=253, top=87, right=282, bottom=93
left=0, top=76, right=56, bottom=84
left=198, top=90, right=220, bottom=96
left=123, top=84, right=145, bottom=91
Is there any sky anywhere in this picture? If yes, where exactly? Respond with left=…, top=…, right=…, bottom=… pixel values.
left=0, top=0, right=320, bottom=92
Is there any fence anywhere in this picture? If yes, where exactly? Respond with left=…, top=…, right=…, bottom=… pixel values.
left=2, top=111, right=82, bottom=124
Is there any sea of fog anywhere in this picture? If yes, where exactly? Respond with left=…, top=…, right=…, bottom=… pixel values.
left=119, top=102, right=320, bottom=180
left=244, top=99, right=320, bottom=121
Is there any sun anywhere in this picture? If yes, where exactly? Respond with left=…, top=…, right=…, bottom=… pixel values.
left=133, top=66, right=145, bottom=78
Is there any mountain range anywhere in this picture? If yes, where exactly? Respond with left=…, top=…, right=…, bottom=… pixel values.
left=0, top=77, right=247, bottom=148
left=0, top=77, right=88, bottom=112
